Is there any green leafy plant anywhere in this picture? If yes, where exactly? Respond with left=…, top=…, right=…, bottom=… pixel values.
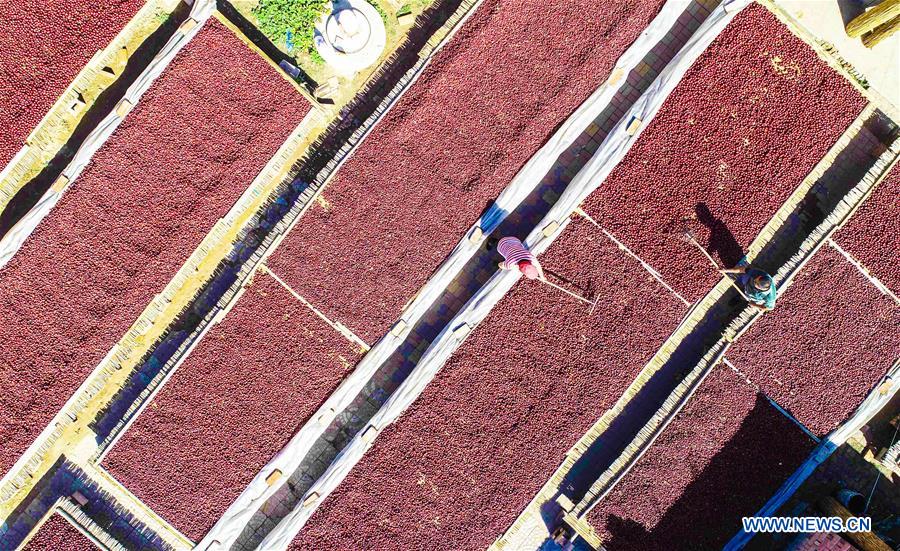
left=366, top=0, right=388, bottom=22
left=254, top=0, right=330, bottom=58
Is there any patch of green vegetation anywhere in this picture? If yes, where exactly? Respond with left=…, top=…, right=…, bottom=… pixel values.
left=253, top=0, right=330, bottom=59
left=154, top=8, right=170, bottom=24
left=366, top=0, right=389, bottom=22
left=397, top=3, right=413, bottom=17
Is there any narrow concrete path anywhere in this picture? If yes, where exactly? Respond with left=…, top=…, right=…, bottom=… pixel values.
left=0, top=458, right=188, bottom=550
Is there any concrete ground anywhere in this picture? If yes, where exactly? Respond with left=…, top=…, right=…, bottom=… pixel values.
left=773, top=0, right=900, bottom=109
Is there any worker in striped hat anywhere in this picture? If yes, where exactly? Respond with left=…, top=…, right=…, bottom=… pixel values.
left=496, top=236, right=544, bottom=280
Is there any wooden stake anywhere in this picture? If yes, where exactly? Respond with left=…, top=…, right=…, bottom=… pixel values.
left=817, top=496, right=893, bottom=551
left=684, top=234, right=755, bottom=302
left=862, top=14, right=900, bottom=48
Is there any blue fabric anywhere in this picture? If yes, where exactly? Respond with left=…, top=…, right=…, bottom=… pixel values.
left=285, top=30, right=295, bottom=52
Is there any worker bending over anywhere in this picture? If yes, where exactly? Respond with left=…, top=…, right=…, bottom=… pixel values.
left=497, top=236, right=544, bottom=280
left=721, top=260, right=777, bottom=311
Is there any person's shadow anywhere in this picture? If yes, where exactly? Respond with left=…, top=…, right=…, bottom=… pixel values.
left=837, top=0, right=868, bottom=26
left=695, top=203, right=743, bottom=268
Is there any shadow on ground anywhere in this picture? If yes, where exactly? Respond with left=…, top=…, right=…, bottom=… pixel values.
left=598, top=395, right=813, bottom=551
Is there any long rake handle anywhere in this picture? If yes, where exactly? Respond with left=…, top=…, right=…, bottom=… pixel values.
left=686, top=236, right=754, bottom=302
left=687, top=235, right=722, bottom=271
left=538, top=277, right=593, bottom=305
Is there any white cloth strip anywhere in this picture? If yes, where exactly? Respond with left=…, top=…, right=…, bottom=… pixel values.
left=828, top=238, right=900, bottom=305
left=261, top=265, right=371, bottom=351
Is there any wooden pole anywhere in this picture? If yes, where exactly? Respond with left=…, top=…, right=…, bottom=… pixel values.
left=862, top=14, right=900, bottom=48
left=846, top=0, right=900, bottom=38
left=816, top=496, right=893, bottom=551
left=684, top=234, right=755, bottom=302
left=686, top=234, right=722, bottom=272
left=537, top=277, right=593, bottom=305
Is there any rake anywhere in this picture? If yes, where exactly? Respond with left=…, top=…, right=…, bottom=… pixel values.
left=536, top=276, right=593, bottom=305
left=680, top=229, right=753, bottom=302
